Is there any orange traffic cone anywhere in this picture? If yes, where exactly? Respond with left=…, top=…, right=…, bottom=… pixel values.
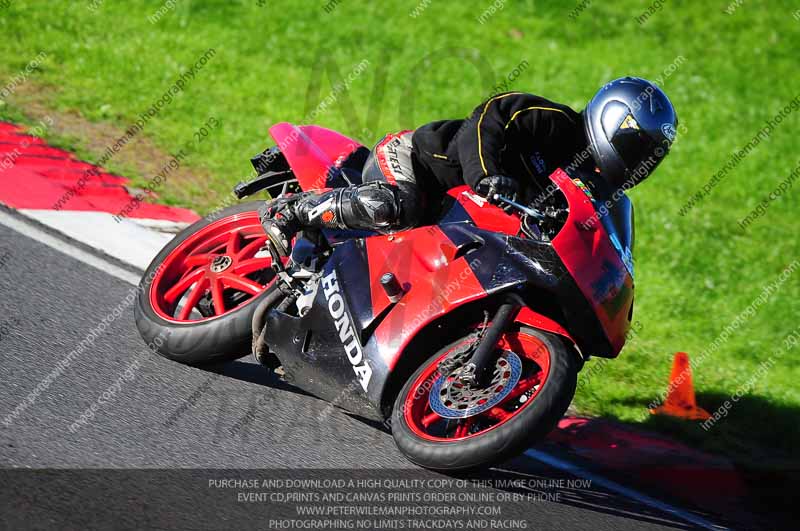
left=650, top=352, right=711, bottom=420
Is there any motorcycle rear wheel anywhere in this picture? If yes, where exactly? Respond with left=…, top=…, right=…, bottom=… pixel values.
left=391, top=326, right=578, bottom=470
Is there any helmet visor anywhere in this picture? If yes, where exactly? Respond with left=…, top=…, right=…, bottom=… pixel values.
left=610, top=126, right=665, bottom=174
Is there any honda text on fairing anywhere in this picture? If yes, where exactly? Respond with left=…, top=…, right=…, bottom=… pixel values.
left=134, top=123, right=635, bottom=470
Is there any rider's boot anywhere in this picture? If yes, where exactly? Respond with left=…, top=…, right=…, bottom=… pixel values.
left=260, top=181, right=402, bottom=256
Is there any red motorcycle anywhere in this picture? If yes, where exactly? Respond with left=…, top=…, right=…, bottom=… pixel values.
left=134, top=123, right=635, bottom=470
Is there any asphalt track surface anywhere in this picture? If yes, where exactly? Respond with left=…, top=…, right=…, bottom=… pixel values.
left=0, top=210, right=722, bottom=530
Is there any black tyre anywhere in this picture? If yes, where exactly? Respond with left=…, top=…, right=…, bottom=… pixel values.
left=391, top=326, right=578, bottom=470
left=134, top=201, right=280, bottom=365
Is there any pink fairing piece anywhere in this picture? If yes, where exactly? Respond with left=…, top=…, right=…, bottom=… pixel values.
left=268, top=123, right=364, bottom=192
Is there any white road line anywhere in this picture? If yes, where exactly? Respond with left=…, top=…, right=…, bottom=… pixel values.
left=0, top=209, right=139, bottom=286
left=20, top=209, right=175, bottom=270
left=524, top=449, right=728, bottom=530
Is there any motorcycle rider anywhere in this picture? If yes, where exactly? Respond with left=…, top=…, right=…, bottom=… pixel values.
left=261, top=76, right=677, bottom=256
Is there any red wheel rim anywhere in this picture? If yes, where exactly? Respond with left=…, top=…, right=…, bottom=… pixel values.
left=149, top=211, right=280, bottom=323
left=403, top=330, right=551, bottom=442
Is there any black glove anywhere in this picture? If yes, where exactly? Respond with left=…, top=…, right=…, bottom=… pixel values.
left=475, top=175, right=519, bottom=205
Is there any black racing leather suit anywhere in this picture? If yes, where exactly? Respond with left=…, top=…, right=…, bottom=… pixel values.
left=412, top=91, right=589, bottom=205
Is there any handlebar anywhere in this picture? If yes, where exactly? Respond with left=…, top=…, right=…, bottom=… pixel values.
left=492, top=194, right=545, bottom=220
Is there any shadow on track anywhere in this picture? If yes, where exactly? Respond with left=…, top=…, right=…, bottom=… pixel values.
left=200, top=358, right=314, bottom=398
left=198, top=358, right=720, bottom=529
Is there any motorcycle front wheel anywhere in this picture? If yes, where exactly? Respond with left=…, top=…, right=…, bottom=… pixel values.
left=391, top=326, right=578, bottom=470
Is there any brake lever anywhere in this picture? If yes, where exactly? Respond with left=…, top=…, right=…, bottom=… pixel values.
left=492, top=194, right=545, bottom=220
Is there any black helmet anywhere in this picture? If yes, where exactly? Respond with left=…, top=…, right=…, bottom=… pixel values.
left=584, top=77, right=677, bottom=189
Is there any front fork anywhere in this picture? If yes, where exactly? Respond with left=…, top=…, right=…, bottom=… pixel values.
left=461, top=296, right=523, bottom=387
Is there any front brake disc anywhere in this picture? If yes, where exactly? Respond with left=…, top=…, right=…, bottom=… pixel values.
left=429, top=350, right=522, bottom=419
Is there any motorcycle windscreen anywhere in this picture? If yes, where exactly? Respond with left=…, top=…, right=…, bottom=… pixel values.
left=597, top=195, right=634, bottom=278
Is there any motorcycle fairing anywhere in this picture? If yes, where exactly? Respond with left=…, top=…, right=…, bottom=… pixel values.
left=364, top=226, right=488, bottom=370
left=265, top=238, right=388, bottom=418
left=438, top=187, right=521, bottom=235
left=550, top=169, right=633, bottom=355
left=269, top=123, right=363, bottom=191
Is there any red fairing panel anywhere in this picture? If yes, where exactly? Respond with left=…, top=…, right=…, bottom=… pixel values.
left=366, top=226, right=487, bottom=370
left=515, top=307, right=575, bottom=344
left=550, top=169, right=633, bottom=356
left=268, top=123, right=363, bottom=191
left=446, top=186, right=521, bottom=235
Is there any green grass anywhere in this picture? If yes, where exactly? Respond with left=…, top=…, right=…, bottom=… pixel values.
left=1, top=0, right=798, bottom=467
